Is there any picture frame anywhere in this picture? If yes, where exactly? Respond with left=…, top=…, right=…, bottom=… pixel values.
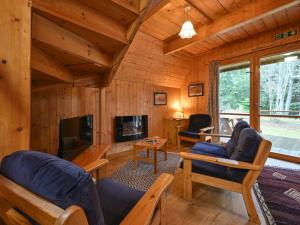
left=154, top=92, right=167, bottom=105
left=188, top=83, right=204, bottom=97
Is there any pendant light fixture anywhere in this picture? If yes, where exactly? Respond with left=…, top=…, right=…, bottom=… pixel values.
left=179, top=6, right=197, bottom=39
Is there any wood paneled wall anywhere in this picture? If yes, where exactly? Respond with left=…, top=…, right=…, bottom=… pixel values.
left=30, top=32, right=192, bottom=155
left=31, top=88, right=100, bottom=154
left=101, top=79, right=181, bottom=154
left=101, top=31, right=193, bottom=154
left=183, top=23, right=300, bottom=116
left=116, top=31, right=193, bottom=89
left=0, top=0, right=31, bottom=159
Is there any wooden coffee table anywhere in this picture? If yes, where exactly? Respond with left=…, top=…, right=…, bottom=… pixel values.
left=133, top=137, right=167, bottom=174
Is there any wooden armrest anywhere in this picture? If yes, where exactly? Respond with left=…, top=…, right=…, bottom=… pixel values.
left=120, top=173, right=174, bottom=225
left=199, top=133, right=232, bottom=138
left=199, top=126, right=214, bottom=133
left=0, top=196, right=32, bottom=225
left=179, top=152, right=260, bottom=170
left=83, top=158, right=108, bottom=173
left=176, top=124, right=188, bottom=129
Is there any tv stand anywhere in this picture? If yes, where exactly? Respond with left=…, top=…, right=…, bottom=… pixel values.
left=72, top=144, right=111, bottom=180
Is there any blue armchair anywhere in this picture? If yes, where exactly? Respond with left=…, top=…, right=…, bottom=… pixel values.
left=176, top=114, right=214, bottom=148
left=180, top=121, right=272, bottom=224
left=0, top=151, right=173, bottom=225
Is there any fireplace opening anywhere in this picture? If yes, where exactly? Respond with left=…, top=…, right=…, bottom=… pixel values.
left=115, top=115, right=148, bottom=142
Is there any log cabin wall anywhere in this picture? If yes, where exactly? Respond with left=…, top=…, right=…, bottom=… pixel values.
left=182, top=23, right=300, bottom=116
left=0, top=0, right=31, bottom=159
left=30, top=31, right=193, bottom=155
left=101, top=31, right=193, bottom=154
left=30, top=88, right=100, bottom=155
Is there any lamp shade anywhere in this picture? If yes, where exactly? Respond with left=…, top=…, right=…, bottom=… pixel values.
left=178, top=20, right=197, bottom=39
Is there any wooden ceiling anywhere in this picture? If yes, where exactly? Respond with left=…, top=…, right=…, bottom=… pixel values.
left=31, top=0, right=300, bottom=90
left=30, top=0, right=154, bottom=91
left=140, top=0, right=300, bottom=55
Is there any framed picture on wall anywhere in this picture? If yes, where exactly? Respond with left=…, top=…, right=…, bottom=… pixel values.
left=188, top=83, right=204, bottom=97
left=154, top=92, right=167, bottom=105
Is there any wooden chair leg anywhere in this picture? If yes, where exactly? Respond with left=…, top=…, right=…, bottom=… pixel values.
left=159, top=193, right=167, bottom=225
left=183, top=159, right=192, bottom=200
left=242, top=188, right=260, bottom=224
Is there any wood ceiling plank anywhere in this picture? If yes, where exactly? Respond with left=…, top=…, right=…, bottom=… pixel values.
left=273, top=9, right=291, bottom=26
left=31, top=46, right=74, bottom=83
left=110, top=0, right=140, bottom=14
left=78, top=0, right=138, bottom=27
left=286, top=4, right=300, bottom=22
left=32, top=0, right=127, bottom=44
left=165, top=0, right=300, bottom=54
left=262, top=14, right=278, bottom=30
left=32, top=13, right=112, bottom=68
left=143, top=0, right=171, bottom=22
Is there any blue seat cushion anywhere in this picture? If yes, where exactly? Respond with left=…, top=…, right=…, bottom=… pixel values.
left=192, top=142, right=228, bottom=158
left=179, top=130, right=200, bottom=139
left=97, top=178, right=144, bottom=225
left=0, top=151, right=105, bottom=225
left=190, top=150, right=246, bottom=182
left=226, top=121, right=250, bottom=157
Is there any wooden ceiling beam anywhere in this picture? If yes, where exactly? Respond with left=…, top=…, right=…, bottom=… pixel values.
left=31, top=46, right=74, bottom=83
left=32, top=13, right=112, bottom=68
left=32, top=0, right=127, bottom=44
left=110, top=0, right=140, bottom=14
left=165, top=0, right=300, bottom=55
left=143, top=0, right=171, bottom=22
left=185, top=0, right=213, bottom=23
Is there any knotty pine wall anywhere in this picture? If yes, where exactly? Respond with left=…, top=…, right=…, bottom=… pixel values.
left=102, top=31, right=193, bottom=154
left=182, top=23, right=300, bottom=116
left=31, top=88, right=100, bottom=155
left=101, top=80, right=181, bottom=154
left=30, top=32, right=193, bottom=155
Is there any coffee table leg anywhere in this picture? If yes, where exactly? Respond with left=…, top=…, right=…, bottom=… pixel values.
left=154, top=147, right=157, bottom=174
left=147, top=149, right=150, bottom=158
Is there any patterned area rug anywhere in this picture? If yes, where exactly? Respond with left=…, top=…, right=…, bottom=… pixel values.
left=111, top=150, right=181, bottom=192
left=254, top=166, right=300, bottom=225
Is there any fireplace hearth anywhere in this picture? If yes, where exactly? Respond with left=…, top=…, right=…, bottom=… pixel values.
left=115, top=115, right=148, bottom=142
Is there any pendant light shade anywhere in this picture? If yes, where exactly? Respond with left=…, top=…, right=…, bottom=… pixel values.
left=179, top=20, right=197, bottom=39
left=178, top=6, right=197, bottom=39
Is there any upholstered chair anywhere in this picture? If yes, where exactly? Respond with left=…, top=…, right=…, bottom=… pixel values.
left=180, top=122, right=272, bottom=224
left=176, top=114, right=214, bottom=148
left=0, top=151, right=173, bottom=225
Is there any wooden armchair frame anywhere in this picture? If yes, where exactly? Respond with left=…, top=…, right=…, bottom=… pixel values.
left=176, top=124, right=214, bottom=149
left=180, top=136, right=272, bottom=224
left=0, top=158, right=174, bottom=225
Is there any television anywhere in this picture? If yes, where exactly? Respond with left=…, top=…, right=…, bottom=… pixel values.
left=58, top=115, right=93, bottom=160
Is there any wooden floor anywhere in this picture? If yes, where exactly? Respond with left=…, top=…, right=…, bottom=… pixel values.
left=107, top=149, right=275, bottom=225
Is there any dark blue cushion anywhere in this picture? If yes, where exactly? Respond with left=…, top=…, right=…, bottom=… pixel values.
left=230, top=128, right=261, bottom=163
left=228, top=128, right=261, bottom=182
left=179, top=130, right=200, bottom=139
left=189, top=150, right=246, bottom=182
left=188, top=114, right=211, bottom=133
left=192, top=142, right=228, bottom=158
left=226, top=121, right=250, bottom=156
left=97, top=178, right=144, bottom=225
left=190, top=150, right=229, bottom=180
left=0, top=151, right=105, bottom=225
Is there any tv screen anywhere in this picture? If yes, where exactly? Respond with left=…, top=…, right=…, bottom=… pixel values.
left=58, top=115, right=93, bottom=160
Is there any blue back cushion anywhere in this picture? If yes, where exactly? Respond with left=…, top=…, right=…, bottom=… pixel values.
left=188, top=114, right=211, bottom=132
left=0, top=151, right=106, bottom=225
left=226, top=121, right=250, bottom=156
left=230, top=128, right=261, bottom=162
left=229, top=128, right=261, bottom=182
